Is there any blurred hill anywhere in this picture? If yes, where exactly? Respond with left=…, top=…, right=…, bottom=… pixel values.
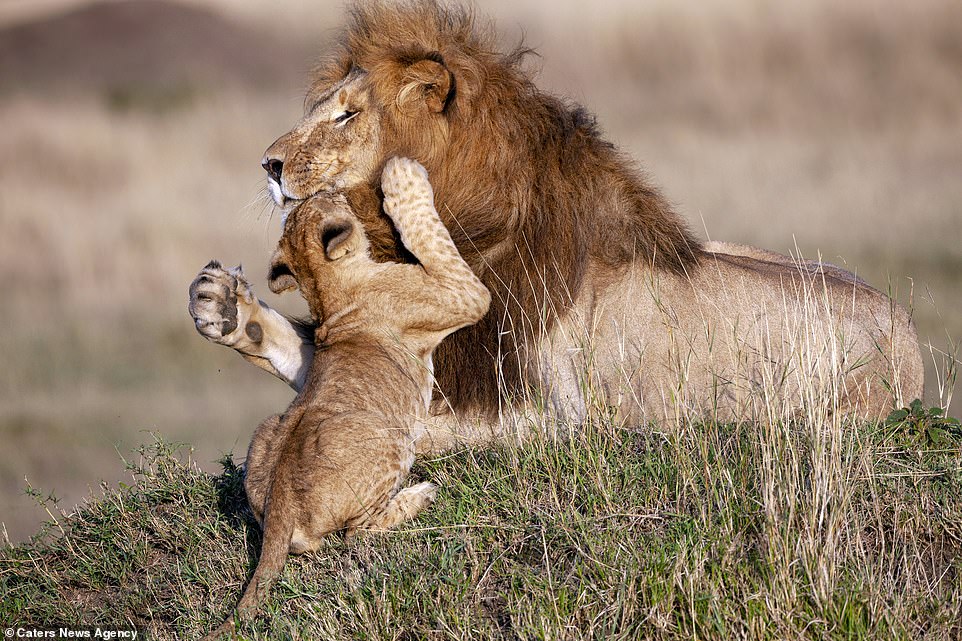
left=0, top=0, right=312, bottom=98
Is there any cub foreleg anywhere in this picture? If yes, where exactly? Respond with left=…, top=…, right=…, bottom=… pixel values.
left=188, top=261, right=314, bottom=390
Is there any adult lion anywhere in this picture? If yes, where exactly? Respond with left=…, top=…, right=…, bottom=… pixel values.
left=189, top=0, right=923, bottom=451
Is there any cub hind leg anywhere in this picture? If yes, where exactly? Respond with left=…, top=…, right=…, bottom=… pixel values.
left=244, top=413, right=285, bottom=525
left=348, top=482, right=439, bottom=536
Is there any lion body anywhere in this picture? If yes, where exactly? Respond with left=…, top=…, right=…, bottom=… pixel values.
left=542, top=254, right=920, bottom=425
left=190, top=0, right=923, bottom=452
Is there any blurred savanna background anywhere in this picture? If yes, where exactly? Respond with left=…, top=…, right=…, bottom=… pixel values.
left=0, top=0, right=959, bottom=544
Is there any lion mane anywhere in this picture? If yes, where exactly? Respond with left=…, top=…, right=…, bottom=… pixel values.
left=313, top=0, right=702, bottom=416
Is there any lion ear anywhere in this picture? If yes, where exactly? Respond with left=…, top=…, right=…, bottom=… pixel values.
left=268, top=249, right=298, bottom=294
left=399, top=57, right=453, bottom=113
left=320, top=218, right=359, bottom=261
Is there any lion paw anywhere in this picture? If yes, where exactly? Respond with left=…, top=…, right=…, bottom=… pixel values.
left=188, top=260, right=256, bottom=347
left=381, top=156, right=433, bottom=220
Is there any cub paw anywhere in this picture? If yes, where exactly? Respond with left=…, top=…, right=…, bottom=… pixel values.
left=188, top=260, right=256, bottom=347
left=400, top=481, right=439, bottom=513
left=380, top=156, right=433, bottom=217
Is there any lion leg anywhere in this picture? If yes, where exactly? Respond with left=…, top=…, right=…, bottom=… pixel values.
left=415, top=405, right=542, bottom=455
left=349, top=482, right=438, bottom=535
left=188, top=260, right=314, bottom=390
left=835, top=326, right=925, bottom=422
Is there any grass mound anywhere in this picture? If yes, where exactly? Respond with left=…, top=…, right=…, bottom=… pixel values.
left=2, top=411, right=961, bottom=640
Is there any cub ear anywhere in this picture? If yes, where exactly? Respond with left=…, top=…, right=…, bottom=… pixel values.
left=320, top=218, right=358, bottom=260
left=398, top=56, right=453, bottom=113
left=268, top=250, right=298, bottom=294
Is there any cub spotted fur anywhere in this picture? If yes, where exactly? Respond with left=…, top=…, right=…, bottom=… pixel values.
left=202, top=158, right=490, bottom=639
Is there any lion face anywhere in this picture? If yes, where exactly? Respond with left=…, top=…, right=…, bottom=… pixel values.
left=262, top=69, right=384, bottom=215
left=262, top=56, right=454, bottom=222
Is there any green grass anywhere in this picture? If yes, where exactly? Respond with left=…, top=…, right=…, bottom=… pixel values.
left=1, top=412, right=960, bottom=640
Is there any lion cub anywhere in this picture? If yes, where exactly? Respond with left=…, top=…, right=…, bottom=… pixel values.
left=204, top=157, right=490, bottom=639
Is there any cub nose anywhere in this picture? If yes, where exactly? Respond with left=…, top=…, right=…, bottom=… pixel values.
left=262, top=158, right=284, bottom=183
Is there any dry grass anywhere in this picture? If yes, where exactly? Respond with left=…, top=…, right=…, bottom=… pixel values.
left=2, top=406, right=959, bottom=638
left=0, top=0, right=959, bottom=552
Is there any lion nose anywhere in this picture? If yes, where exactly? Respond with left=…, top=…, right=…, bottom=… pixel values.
left=262, top=158, right=284, bottom=183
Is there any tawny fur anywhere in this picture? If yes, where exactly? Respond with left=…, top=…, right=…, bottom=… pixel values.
left=190, top=0, right=923, bottom=451
left=202, top=157, right=490, bottom=639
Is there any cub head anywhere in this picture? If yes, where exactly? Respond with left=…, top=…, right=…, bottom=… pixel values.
left=268, top=194, right=370, bottom=321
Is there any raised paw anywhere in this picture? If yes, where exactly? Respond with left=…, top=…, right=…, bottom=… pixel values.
left=380, top=156, right=433, bottom=219
left=188, top=260, right=256, bottom=347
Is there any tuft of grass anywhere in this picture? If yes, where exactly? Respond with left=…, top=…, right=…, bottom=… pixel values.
left=883, top=399, right=962, bottom=448
left=2, top=416, right=960, bottom=640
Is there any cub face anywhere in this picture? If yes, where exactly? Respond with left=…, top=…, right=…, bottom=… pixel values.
left=267, top=195, right=370, bottom=322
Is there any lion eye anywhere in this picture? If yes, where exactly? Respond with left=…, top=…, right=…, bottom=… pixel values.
left=333, top=110, right=358, bottom=125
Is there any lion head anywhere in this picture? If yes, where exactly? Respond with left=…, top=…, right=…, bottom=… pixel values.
left=262, top=0, right=701, bottom=415
left=262, top=67, right=385, bottom=207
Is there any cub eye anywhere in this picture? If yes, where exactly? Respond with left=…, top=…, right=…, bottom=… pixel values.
left=333, top=110, right=358, bottom=124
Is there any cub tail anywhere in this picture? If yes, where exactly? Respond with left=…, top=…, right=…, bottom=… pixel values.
left=202, top=477, right=296, bottom=640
